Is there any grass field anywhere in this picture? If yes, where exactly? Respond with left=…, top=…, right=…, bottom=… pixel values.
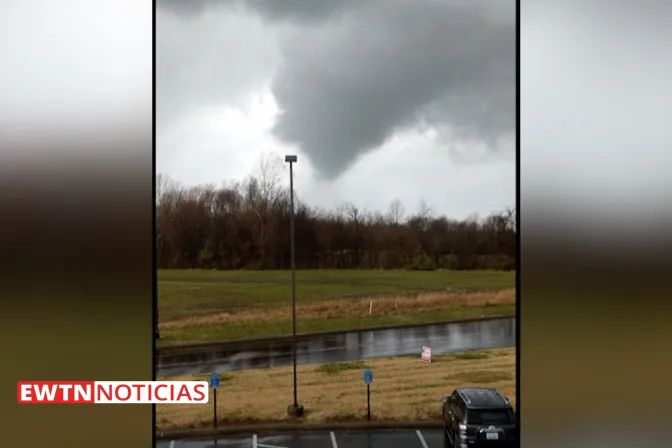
left=156, top=348, right=516, bottom=431
left=158, top=269, right=516, bottom=344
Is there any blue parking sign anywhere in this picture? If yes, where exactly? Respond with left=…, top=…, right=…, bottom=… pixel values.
left=363, top=369, right=373, bottom=384
left=209, top=372, right=220, bottom=389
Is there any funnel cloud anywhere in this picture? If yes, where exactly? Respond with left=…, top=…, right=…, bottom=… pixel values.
left=157, top=0, right=515, bottom=217
left=158, top=0, right=515, bottom=179
left=269, top=0, right=515, bottom=178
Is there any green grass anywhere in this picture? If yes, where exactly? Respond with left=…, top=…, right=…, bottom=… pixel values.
left=157, top=269, right=515, bottom=344
left=159, top=269, right=514, bottom=310
left=157, top=304, right=514, bottom=344
left=315, top=360, right=368, bottom=374
left=444, top=370, right=514, bottom=383
left=452, top=351, right=491, bottom=360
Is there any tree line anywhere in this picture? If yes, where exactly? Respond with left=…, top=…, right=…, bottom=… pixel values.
left=156, top=157, right=516, bottom=271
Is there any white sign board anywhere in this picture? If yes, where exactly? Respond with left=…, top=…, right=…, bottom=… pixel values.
left=421, top=345, right=431, bottom=362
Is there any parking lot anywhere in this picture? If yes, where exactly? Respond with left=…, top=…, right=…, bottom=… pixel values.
left=157, top=429, right=450, bottom=448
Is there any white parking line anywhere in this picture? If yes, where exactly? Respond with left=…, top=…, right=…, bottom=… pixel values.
left=415, top=430, right=429, bottom=448
left=253, top=435, right=286, bottom=448
left=330, top=431, right=338, bottom=448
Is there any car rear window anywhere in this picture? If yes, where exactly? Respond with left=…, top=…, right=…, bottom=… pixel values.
left=468, top=409, right=513, bottom=425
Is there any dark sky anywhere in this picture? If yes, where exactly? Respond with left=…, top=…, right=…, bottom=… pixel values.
left=158, top=0, right=515, bottom=179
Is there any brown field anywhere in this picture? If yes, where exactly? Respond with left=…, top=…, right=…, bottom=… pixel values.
left=156, top=347, right=516, bottom=431
left=160, top=288, right=516, bottom=330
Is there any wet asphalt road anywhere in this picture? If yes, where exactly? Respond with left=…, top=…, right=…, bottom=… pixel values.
left=157, top=429, right=451, bottom=448
left=158, top=316, right=516, bottom=377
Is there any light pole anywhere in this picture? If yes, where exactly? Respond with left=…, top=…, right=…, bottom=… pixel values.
left=284, top=154, right=303, bottom=417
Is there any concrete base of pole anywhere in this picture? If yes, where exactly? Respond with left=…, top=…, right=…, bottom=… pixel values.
left=286, top=403, right=305, bottom=418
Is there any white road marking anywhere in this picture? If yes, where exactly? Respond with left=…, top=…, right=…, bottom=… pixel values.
left=330, top=431, right=338, bottom=448
left=257, top=444, right=286, bottom=448
left=169, top=441, right=174, bottom=448
left=252, top=434, right=257, bottom=448
left=416, top=430, right=430, bottom=448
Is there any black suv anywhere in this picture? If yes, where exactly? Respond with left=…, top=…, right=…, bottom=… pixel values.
left=441, top=388, right=518, bottom=447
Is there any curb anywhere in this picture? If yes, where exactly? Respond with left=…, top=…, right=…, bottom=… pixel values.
left=157, top=314, right=515, bottom=359
left=156, top=420, right=445, bottom=440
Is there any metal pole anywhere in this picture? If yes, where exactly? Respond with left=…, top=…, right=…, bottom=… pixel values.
left=367, top=384, right=371, bottom=421
left=289, top=161, right=297, bottom=407
left=213, top=388, right=217, bottom=428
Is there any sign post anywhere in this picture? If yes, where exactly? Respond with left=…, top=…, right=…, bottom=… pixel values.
left=363, top=369, right=373, bottom=421
left=209, top=373, right=220, bottom=429
left=421, top=345, right=432, bottom=363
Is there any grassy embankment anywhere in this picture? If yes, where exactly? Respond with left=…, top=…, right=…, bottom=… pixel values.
left=156, top=347, right=516, bottom=432
left=158, top=269, right=515, bottom=345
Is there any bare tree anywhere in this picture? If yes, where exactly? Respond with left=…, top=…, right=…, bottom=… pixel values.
left=255, top=152, right=283, bottom=205
left=417, top=199, right=432, bottom=221
left=156, top=173, right=178, bottom=205
left=340, top=202, right=362, bottom=267
left=465, top=212, right=480, bottom=223
left=388, top=199, right=405, bottom=225
left=249, top=153, right=285, bottom=265
left=504, top=206, right=516, bottom=232
left=415, top=199, right=433, bottom=231
left=155, top=170, right=516, bottom=270
left=341, top=202, right=360, bottom=223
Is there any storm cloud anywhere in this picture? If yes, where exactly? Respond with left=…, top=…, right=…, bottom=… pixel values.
left=158, top=0, right=515, bottom=179
left=270, top=0, right=515, bottom=177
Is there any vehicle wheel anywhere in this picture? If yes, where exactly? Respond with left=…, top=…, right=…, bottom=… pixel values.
left=445, top=427, right=453, bottom=447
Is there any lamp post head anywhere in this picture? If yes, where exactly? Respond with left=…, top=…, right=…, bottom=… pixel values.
left=285, top=155, right=297, bottom=163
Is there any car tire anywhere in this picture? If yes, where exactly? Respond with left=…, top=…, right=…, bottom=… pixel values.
left=446, top=428, right=454, bottom=447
